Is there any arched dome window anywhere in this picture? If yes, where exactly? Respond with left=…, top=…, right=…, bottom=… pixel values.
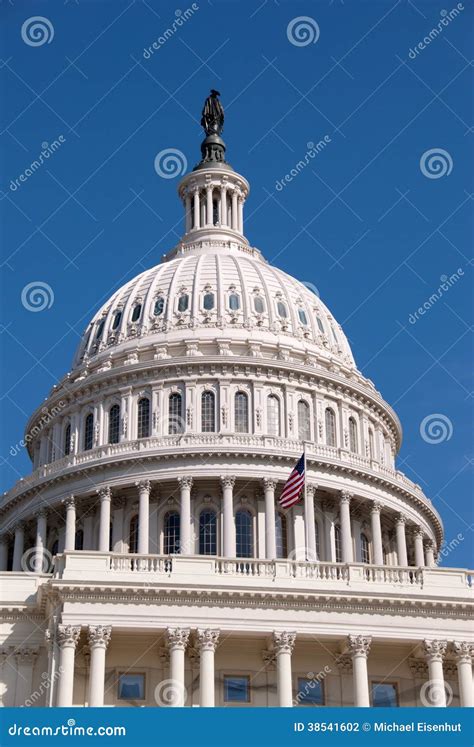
left=83, top=413, right=94, bottom=451
left=369, top=428, right=375, bottom=460
left=361, top=533, right=370, bottom=564
left=129, top=515, right=138, bottom=554
left=112, top=310, right=122, bottom=330
left=131, top=303, right=142, bottom=322
left=203, top=292, right=215, bottom=310
left=228, top=292, right=240, bottom=311
left=275, top=513, right=288, bottom=559
left=234, top=391, right=249, bottom=433
left=254, top=296, right=265, bottom=314
left=330, top=323, right=339, bottom=345
left=137, top=398, right=150, bottom=439
left=201, top=391, right=216, bottom=432
left=298, top=400, right=311, bottom=441
left=64, top=423, right=71, bottom=456
left=199, top=510, right=217, bottom=555
left=235, top=510, right=253, bottom=558
left=334, top=525, right=342, bottom=563
left=348, top=417, right=358, bottom=453
left=95, top=318, right=105, bottom=340
left=108, top=404, right=120, bottom=444
left=276, top=301, right=288, bottom=318
left=164, top=511, right=180, bottom=554
left=267, top=395, right=280, bottom=436
left=325, top=408, right=337, bottom=447
left=178, top=294, right=189, bottom=312
left=298, top=308, right=308, bottom=325
left=316, top=316, right=325, bottom=334
left=168, top=393, right=183, bottom=434
left=154, top=297, right=165, bottom=316
left=75, top=528, right=84, bottom=551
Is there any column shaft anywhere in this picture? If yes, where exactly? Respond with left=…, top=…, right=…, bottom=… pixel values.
left=206, top=187, right=213, bottom=226
left=98, top=488, right=111, bottom=552
left=414, top=530, right=425, bottom=567
left=34, top=511, right=47, bottom=572
left=304, top=486, right=317, bottom=561
left=457, top=659, right=473, bottom=707
left=88, top=626, right=111, bottom=707
left=231, top=190, right=238, bottom=230
left=137, top=481, right=151, bottom=555
left=56, top=625, right=81, bottom=707
left=264, top=479, right=277, bottom=560
left=64, top=498, right=76, bottom=552
left=370, top=503, right=383, bottom=565
left=178, top=477, right=192, bottom=555
left=12, top=525, right=24, bottom=572
left=193, top=190, right=200, bottom=229
left=273, top=632, right=295, bottom=707
left=221, top=477, right=235, bottom=557
left=340, top=493, right=353, bottom=563
left=348, top=635, right=372, bottom=707
left=395, top=517, right=408, bottom=566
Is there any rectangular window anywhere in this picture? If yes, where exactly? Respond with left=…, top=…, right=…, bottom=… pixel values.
left=372, top=682, right=398, bottom=707
left=117, top=673, right=145, bottom=701
left=223, top=675, right=250, bottom=703
left=295, top=678, right=324, bottom=706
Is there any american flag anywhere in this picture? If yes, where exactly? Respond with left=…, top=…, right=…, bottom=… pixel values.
left=278, top=453, right=305, bottom=509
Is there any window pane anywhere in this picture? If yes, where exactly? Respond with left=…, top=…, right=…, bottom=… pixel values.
left=335, top=525, right=342, bottom=563
left=229, top=293, right=240, bottom=311
left=118, top=674, right=145, bottom=700
left=298, top=308, right=308, bottom=325
left=254, top=296, right=265, bottom=314
left=330, top=324, right=338, bottom=344
left=325, top=408, right=336, bottom=447
left=112, top=311, right=122, bottom=330
left=236, top=511, right=253, bottom=558
left=109, top=404, right=120, bottom=444
left=199, top=511, right=217, bottom=555
left=267, top=395, right=280, bottom=436
left=168, top=393, right=184, bottom=434
left=277, top=301, right=288, bottom=318
left=137, top=398, right=150, bottom=439
left=361, top=533, right=370, bottom=564
left=275, top=513, right=287, bottom=558
left=64, top=424, right=71, bottom=456
left=75, top=529, right=84, bottom=551
left=234, top=392, right=249, bottom=433
left=372, top=683, right=398, bottom=707
left=298, top=400, right=311, bottom=441
left=84, top=414, right=94, bottom=451
left=201, top=391, right=215, bottom=432
left=178, top=294, right=189, bottom=312
left=296, top=678, right=324, bottom=705
left=154, top=297, right=165, bottom=316
left=203, top=292, right=215, bottom=310
left=95, top=319, right=105, bottom=340
left=349, top=417, right=358, bottom=453
left=316, top=316, right=325, bottom=334
left=129, top=515, right=138, bottom=554
left=131, top=304, right=142, bottom=322
left=224, top=676, right=249, bottom=703
left=164, top=512, right=180, bottom=554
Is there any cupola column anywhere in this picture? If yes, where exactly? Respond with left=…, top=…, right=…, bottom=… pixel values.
left=87, top=625, right=112, bottom=707
left=206, top=185, right=213, bottom=226
left=34, top=509, right=48, bottom=573
left=339, top=491, right=353, bottom=563
left=63, top=496, right=76, bottom=552
left=197, top=629, right=220, bottom=707
left=370, top=502, right=384, bottom=565
left=273, top=632, right=296, bottom=707
left=395, top=515, right=408, bottom=566
left=413, top=528, right=425, bottom=567
left=425, top=540, right=436, bottom=567
left=177, top=477, right=193, bottom=555
left=219, top=183, right=227, bottom=226
left=166, top=628, right=190, bottom=706
left=231, top=189, right=238, bottom=230
left=348, top=635, right=372, bottom=707
left=263, top=478, right=277, bottom=560
left=220, top=476, right=236, bottom=557
left=422, top=640, right=448, bottom=707
left=12, top=522, right=25, bottom=572
left=453, top=642, right=474, bottom=707
left=238, top=195, right=244, bottom=233
left=97, top=487, right=111, bottom=552
left=193, top=189, right=200, bottom=230
left=136, top=480, right=151, bottom=555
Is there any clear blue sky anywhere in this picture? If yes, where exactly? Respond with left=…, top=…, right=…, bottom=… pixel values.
left=1, top=0, right=472, bottom=567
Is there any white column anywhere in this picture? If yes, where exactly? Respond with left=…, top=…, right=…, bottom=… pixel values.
left=453, top=642, right=473, bottom=707
left=263, top=478, right=277, bottom=560
left=370, top=501, right=383, bottom=565
left=34, top=509, right=48, bottom=573
left=238, top=196, right=244, bottom=233
left=0, top=535, right=9, bottom=571
left=197, top=629, right=220, bottom=707
left=111, top=497, right=126, bottom=552
left=97, top=487, right=111, bottom=552
left=136, top=480, right=151, bottom=554
left=339, top=491, right=353, bottom=563
left=348, top=634, right=372, bottom=707
left=413, top=528, right=425, bottom=567
left=220, top=476, right=236, bottom=557
left=12, top=523, right=25, bottom=572
left=185, top=193, right=192, bottom=232
left=56, top=625, right=81, bottom=707
left=273, top=631, right=296, bottom=707
left=167, top=628, right=190, bottom=706
left=193, top=189, right=200, bottom=230
left=88, top=625, right=112, bottom=707
left=178, top=477, right=193, bottom=555
left=231, top=190, right=238, bottom=230
left=206, top=186, right=213, bottom=226
left=304, top=484, right=317, bottom=561
left=423, top=640, right=448, bottom=707
left=395, top=514, right=408, bottom=566
left=219, top=184, right=227, bottom=226
left=63, top=496, right=76, bottom=552
left=425, top=540, right=436, bottom=567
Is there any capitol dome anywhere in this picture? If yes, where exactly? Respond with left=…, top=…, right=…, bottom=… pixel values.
left=0, top=91, right=472, bottom=711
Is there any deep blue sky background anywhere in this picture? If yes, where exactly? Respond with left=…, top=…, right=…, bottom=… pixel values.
left=1, top=0, right=472, bottom=567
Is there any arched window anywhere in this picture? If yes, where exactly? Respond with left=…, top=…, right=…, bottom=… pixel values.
left=235, top=510, right=253, bottom=558
left=129, top=515, right=138, bottom=554
left=112, top=310, right=122, bottom=329
left=108, top=404, right=120, bottom=444
left=64, top=423, right=71, bottom=456
left=361, top=533, right=370, bottom=564
left=234, top=391, right=249, bottom=433
left=203, top=292, right=215, bottom=310
left=275, top=513, right=287, bottom=559
left=131, top=304, right=142, bottom=322
left=201, top=391, right=216, bottom=432
left=95, top=318, right=105, bottom=340
left=178, top=294, right=189, bottom=312
left=168, top=393, right=183, bottom=434
left=229, top=293, right=240, bottom=311
left=267, top=395, right=280, bottom=436
left=334, top=525, right=342, bottom=563
left=298, top=308, right=308, bottom=325
left=369, top=428, right=375, bottom=460
left=137, top=398, right=150, bottom=439
left=325, top=408, right=336, bottom=447
left=199, top=510, right=217, bottom=555
left=164, top=511, right=180, bottom=554
left=330, top=324, right=339, bottom=345
left=154, top=297, right=165, bottom=316
left=348, top=417, right=358, bottom=453
left=277, top=301, right=288, bottom=318
left=298, top=400, right=311, bottom=441
left=316, top=316, right=325, bottom=334
left=83, top=413, right=94, bottom=451
left=75, top=528, right=84, bottom=551
left=254, top=296, right=265, bottom=314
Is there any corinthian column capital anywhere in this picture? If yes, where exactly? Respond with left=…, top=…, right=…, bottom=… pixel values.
left=135, top=479, right=151, bottom=494
left=88, top=625, right=112, bottom=650
left=273, top=631, right=296, bottom=654
left=196, top=628, right=220, bottom=652
left=423, top=639, right=447, bottom=662
left=452, top=641, right=474, bottom=664
left=347, top=634, right=372, bottom=657
left=371, top=501, right=382, bottom=514
left=220, top=475, right=236, bottom=489
left=177, top=476, right=193, bottom=490
left=57, top=624, right=81, bottom=650
left=340, top=490, right=353, bottom=505
left=97, top=486, right=112, bottom=502
left=306, top=483, right=317, bottom=498
left=263, top=478, right=278, bottom=491
left=167, top=627, right=190, bottom=651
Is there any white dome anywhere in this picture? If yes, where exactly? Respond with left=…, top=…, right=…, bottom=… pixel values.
left=73, top=242, right=355, bottom=370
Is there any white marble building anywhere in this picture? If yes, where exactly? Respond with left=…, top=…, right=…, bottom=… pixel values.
left=0, top=94, right=472, bottom=709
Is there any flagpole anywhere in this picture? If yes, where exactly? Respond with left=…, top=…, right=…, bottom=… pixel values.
left=303, top=441, right=307, bottom=561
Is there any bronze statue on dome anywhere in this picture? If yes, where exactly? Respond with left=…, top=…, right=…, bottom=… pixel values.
left=201, top=89, right=224, bottom=136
